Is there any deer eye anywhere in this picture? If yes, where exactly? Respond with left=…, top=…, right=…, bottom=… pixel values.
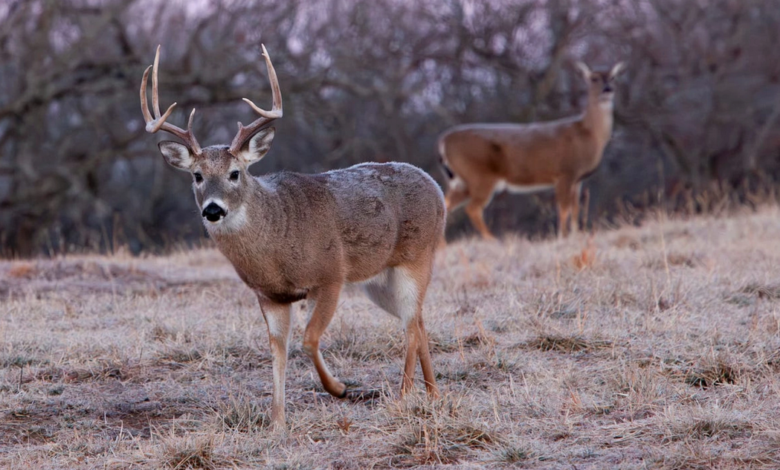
left=194, top=172, right=203, bottom=183
left=591, top=77, right=599, bottom=83
left=229, top=170, right=240, bottom=181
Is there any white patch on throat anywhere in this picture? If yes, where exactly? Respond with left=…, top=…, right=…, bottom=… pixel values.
left=204, top=204, right=248, bottom=235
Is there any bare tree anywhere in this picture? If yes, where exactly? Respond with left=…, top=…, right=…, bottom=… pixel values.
left=1, top=0, right=779, bottom=255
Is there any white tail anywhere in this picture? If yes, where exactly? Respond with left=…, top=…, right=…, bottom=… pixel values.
left=439, top=62, right=625, bottom=239
left=140, top=46, right=444, bottom=428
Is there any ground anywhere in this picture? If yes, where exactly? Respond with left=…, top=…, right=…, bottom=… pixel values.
left=2, top=207, right=780, bottom=469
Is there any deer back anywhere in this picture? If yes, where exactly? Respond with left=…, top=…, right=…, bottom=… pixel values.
left=212, top=162, right=445, bottom=298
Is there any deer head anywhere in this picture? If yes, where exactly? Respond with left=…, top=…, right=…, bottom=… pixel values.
left=139, top=45, right=282, bottom=227
left=576, top=62, right=625, bottom=104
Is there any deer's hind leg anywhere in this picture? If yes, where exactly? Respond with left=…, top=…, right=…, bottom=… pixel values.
left=570, top=182, right=583, bottom=235
left=362, top=263, right=439, bottom=398
left=302, top=283, right=347, bottom=398
left=444, top=176, right=470, bottom=213
left=464, top=190, right=497, bottom=241
left=440, top=178, right=471, bottom=248
left=555, top=178, right=576, bottom=238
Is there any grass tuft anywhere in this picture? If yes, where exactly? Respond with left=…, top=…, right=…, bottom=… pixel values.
left=157, top=433, right=218, bottom=469
left=740, top=283, right=780, bottom=300
left=213, top=392, right=268, bottom=433
left=495, top=444, right=534, bottom=463
left=683, top=359, right=741, bottom=388
left=527, top=334, right=611, bottom=353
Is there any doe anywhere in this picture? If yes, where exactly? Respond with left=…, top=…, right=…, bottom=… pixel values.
left=438, top=62, right=625, bottom=239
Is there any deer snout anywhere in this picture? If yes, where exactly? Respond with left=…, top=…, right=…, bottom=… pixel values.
left=202, top=202, right=227, bottom=222
left=603, top=85, right=614, bottom=93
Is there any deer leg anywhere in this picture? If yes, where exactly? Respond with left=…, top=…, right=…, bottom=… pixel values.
left=258, top=297, right=292, bottom=428
left=402, top=313, right=420, bottom=395
left=363, top=265, right=439, bottom=398
left=399, top=265, right=439, bottom=398
left=444, top=178, right=470, bottom=213
left=570, top=182, right=583, bottom=235
left=555, top=179, right=574, bottom=238
left=440, top=180, right=471, bottom=248
left=302, top=283, right=347, bottom=398
left=414, top=312, right=439, bottom=397
left=465, top=195, right=496, bottom=241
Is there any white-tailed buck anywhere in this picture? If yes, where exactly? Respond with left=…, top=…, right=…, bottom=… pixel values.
left=139, top=46, right=444, bottom=427
left=438, top=61, right=625, bottom=239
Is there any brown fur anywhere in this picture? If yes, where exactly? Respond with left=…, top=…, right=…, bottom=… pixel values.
left=439, top=62, right=625, bottom=239
left=161, top=143, right=444, bottom=427
left=142, top=46, right=443, bottom=429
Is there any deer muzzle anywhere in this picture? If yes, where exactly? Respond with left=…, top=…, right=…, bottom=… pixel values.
left=202, top=202, right=227, bottom=222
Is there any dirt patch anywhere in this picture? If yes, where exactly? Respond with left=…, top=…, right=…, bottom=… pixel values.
left=0, top=387, right=188, bottom=447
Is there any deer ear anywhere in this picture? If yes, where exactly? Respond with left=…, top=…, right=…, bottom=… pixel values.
left=158, top=141, right=194, bottom=171
left=609, top=62, right=626, bottom=79
left=575, top=61, right=591, bottom=81
left=239, top=127, right=275, bottom=166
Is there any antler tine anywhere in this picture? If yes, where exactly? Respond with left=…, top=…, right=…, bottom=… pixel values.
left=187, top=108, right=197, bottom=138
left=140, top=65, right=154, bottom=124
left=152, top=45, right=162, bottom=117
left=262, top=44, right=283, bottom=114
left=242, top=44, right=283, bottom=118
left=141, top=64, right=176, bottom=133
left=228, top=44, right=283, bottom=156
left=139, top=45, right=202, bottom=154
left=151, top=102, right=178, bottom=133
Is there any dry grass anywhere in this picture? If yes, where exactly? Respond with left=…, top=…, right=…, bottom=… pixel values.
left=3, top=207, right=780, bottom=468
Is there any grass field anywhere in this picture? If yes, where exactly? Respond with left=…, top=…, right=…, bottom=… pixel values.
left=2, top=207, right=780, bottom=469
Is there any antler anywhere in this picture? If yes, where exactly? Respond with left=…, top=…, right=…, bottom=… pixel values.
left=228, top=44, right=283, bottom=156
left=140, top=45, right=202, bottom=154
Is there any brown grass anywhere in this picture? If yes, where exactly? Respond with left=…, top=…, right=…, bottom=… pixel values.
left=2, top=207, right=780, bottom=468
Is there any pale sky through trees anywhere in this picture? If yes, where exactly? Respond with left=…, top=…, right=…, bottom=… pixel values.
left=0, top=0, right=778, bottom=255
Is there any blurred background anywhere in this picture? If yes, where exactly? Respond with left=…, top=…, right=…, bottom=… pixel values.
left=1, top=0, right=779, bottom=256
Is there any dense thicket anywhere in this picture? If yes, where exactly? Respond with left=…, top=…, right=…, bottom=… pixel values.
left=1, top=0, right=778, bottom=255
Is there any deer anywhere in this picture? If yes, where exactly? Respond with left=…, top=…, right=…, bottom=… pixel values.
left=438, top=62, right=625, bottom=240
left=139, top=46, right=444, bottom=428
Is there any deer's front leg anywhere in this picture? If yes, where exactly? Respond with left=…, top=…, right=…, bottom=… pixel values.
left=555, top=178, right=575, bottom=238
left=303, top=283, right=347, bottom=398
left=258, top=297, right=292, bottom=428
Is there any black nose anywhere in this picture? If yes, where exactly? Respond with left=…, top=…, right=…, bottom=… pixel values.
left=603, top=86, right=614, bottom=93
left=202, top=203, right=227, bottom=222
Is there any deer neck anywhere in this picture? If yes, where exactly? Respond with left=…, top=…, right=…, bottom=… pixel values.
left=204, top=176, right=278, bottom=246
left=582, top=94, right=615, bottom=149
